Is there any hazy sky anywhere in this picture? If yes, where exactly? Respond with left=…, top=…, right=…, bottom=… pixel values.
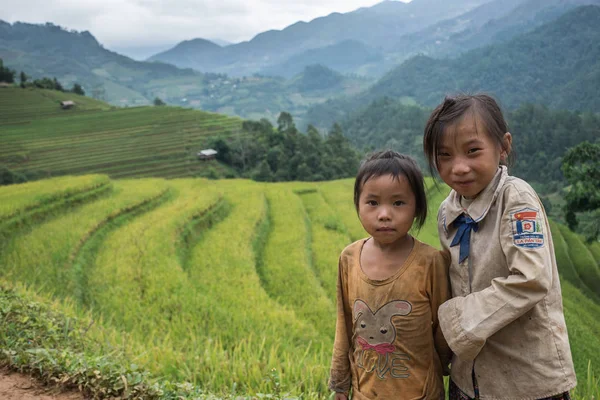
left=2, top=0, right=412, bottom=54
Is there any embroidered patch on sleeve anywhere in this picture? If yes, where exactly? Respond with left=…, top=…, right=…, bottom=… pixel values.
left=510, top=207, right=544, bottom=248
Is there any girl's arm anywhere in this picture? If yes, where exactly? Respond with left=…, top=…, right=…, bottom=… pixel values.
left=438, top=191, right=553, bottom=361
left=429, top=249, right=452, bottom=374
left=329, top=256, right=352, bottom=395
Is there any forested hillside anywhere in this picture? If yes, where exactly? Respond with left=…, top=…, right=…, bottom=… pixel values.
left=392, top=0, right=600, bottom=60
left=369, top=5, right=600, bottom=110
left=335, top=98, right=600, bottom=188
left=0, top=21, right=198, bottom=105
left=262, top=40, right=383, bottom=78
left=307, top=5, right=600, bottom=129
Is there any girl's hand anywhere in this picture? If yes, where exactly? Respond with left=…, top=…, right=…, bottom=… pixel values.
left=335, top=393, right=348, bottom=400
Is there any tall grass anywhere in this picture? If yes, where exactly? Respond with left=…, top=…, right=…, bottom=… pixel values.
left=263, top=186, right=335, bottom=336
left=298, top=189, right=351, bottom=301
left=0, top=176, right=598, bottom=398
left=0, top=174, right=109, bottom=221
left=318, top=179, right=366, bottom=241
left=0, top=179, right=167, bottom=297
left=558, top=224, right=600, bottom=298
left=0, top=100, right=242, bottom=179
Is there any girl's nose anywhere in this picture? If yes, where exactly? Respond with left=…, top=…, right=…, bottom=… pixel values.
left=452, top=158, right=471, bottom=175
left=378, top=206, right=391, bottom=220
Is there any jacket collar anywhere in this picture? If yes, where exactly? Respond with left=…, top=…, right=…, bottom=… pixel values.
left=442, top=166, right=508, bottom=236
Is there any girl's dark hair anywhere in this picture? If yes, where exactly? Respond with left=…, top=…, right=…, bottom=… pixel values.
left=423, top=93, right=512, bottom=177
left=354, top=150, right=427, bottom=230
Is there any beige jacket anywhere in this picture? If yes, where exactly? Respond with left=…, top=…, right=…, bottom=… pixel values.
left=437, top=166, right=576, bottom=400
left=329, top=238, right=451, bottom=400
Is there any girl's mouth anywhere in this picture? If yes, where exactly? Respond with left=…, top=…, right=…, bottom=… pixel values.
left=455, top=180, right=474, bottom=187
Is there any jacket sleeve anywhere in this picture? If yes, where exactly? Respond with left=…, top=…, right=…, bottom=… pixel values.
left=429, top=249, right=452, bottom=374
left=438, top=190, right=553, bottom=361
left=328, top=255, right=352, bottom=394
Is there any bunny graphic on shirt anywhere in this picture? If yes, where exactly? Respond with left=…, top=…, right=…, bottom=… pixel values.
left=353, top=299, right=412, bottom=379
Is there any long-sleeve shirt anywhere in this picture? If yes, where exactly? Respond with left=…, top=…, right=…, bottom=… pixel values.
left=437, top=166, right=577, bottom=399
left=329, top=238, right=451, bottom=400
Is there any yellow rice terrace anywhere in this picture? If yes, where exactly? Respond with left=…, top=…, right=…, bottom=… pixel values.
left=1, top=175, right=599, bottom=398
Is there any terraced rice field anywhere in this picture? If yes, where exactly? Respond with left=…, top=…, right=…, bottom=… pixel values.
left=1, top=175, right=599, bottom=398
left=0, top=88, right=242, bottom=179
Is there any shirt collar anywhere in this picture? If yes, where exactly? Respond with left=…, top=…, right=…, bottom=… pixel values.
left=442, top=166, right=508, bottom=235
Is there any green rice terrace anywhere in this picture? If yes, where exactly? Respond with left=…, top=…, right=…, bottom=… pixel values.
left=0, top=88, right=599, bottom=399
left=0, top=174, right=599, bottom=399
left=0, top=87, right=242, bottom=180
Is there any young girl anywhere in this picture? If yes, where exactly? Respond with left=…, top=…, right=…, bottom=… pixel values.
left=329, top=150, right=451, bottom=400
left=423, top=94, right=577, bottom=400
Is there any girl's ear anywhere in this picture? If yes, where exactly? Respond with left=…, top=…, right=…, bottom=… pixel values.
left=501, top=132, right=512, bottom=162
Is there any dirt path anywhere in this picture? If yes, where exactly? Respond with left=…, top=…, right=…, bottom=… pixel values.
left=0, top=368, right=85, bottom=400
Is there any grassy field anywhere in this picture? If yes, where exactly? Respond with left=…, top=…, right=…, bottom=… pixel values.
left=0, top=87, right=242, bottom=180
left=0, top=175, right=599, bottom=399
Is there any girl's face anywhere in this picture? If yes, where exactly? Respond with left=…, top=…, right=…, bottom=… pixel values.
left=436, top=113, right=511, bottom=199
left=357, top=174, right=416, bottom=246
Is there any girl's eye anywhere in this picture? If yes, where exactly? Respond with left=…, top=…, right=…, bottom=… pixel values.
left=367, top=200, right=378, bottom=206
left=468, top=148, right=481, bottom=154
left=437, top=152, right=451, bottom=158
left=394, top=201, right=405, bottom=206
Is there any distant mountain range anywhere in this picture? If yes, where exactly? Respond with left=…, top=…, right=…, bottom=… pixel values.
left=0, top=21, right=198, bottom=105
left=305, top=5, right=600, bottom=129
left=393, top=0, right=600, bottom=59
left=148, top=0, right=491, bottom=77
left=146, top=0, right=600, bottom=79
left=1, top=1, right=599, bottom=126
left=0, top=21, right=370, bottom=116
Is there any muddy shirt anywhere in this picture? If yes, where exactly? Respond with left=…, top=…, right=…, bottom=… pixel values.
left=329, top=238, right=451, bottom=400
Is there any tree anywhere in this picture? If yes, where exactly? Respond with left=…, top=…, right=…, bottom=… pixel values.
left=33, top=77, right=55, bottom=89
left=53, top=77, right=64, bottom=92
left=19, top=71, right=28, bottom=88
left=210, top=138, right=232, bottom=164
left=153, top=97, right=166, bottom=106
left=561, top=141, right=600, bottom=241
left=277, top=112, right=294, bottom=132
left=0, top=165, right=27, bottom=185
left=0, top=58, right=15, bottom=83
left=71, top=83, right=85, bottom=96
left=252, top=160, right=274, bottom=182
left=207, top=114, right=360, bottom=183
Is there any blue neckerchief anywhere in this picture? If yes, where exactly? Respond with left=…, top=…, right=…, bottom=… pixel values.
left=450, top=214, right=479, bottom=263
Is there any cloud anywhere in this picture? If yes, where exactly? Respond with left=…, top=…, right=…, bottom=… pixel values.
left=1, top=0, right=409, bottom=50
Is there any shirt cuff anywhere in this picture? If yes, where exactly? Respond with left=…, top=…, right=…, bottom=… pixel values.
left=438, top=297, right=485, bottom=361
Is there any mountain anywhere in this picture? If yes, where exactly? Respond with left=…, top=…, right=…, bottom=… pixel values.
left=392, top=0, right=527, bottom=57
left=262, top=40, right=383, bottom=78
left=148, top=0, right=490, bottom=77
left=306, top=5, right=600, bottom=129
left=0, top=21, right=371, bottom=120
left=0, top=21, right=198, bottom=104
left=148, top=38, right=223, bottom=70
left=292, top=64, right=345, bottom=93
left=109, top=43, right=177, bottom=61
left=371, top=5, right=600, bottom=109
left=393, top=0, right=600, bottom=59
left=209, top=38, right=233, bottom=47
